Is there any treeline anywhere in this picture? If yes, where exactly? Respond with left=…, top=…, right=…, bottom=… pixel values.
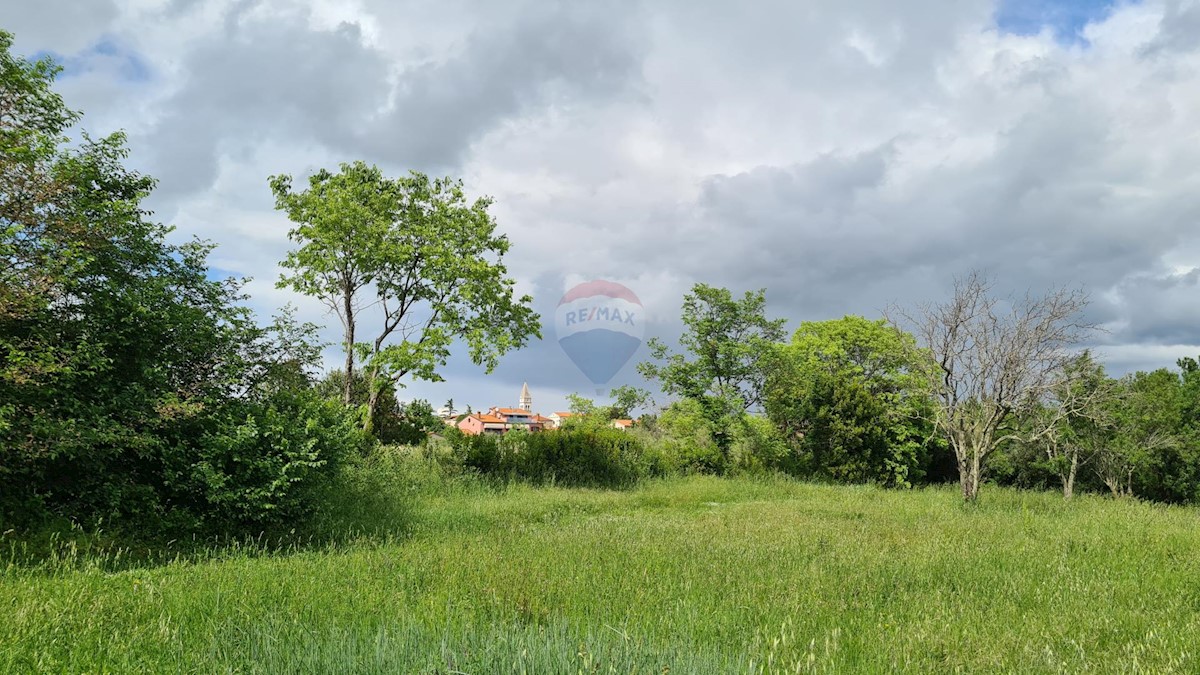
left=625, top=280, right=1200, bottom=505
left=4, top=28, right=1197, bottom=543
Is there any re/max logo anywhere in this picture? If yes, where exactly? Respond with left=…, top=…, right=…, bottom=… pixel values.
left=564, top=306, right=637, bottom=326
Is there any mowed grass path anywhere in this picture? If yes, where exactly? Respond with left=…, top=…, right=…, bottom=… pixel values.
left=4, top=477, right=1200, bottom=673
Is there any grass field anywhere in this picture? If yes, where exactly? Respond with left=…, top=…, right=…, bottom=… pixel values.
left=4, top=474, right=1200, bottom=673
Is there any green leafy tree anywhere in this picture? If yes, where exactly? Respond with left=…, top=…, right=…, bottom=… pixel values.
left=271, top=163, right=540, bottom=432
left=0, top=33, right=364, bottom=531
left=314, top=370, right=442, bottom=446
left=1030, top=351, right=1116, bottom=499
left=245, top=304, right=327, bottom=396
left=607, top=385, right=652, bottom=419
left=561, top=393, right=608, bottom=431
left=652, top=399, right=726, bottom=473
left=764, top=316, right=940, bottom=487
left=270, top=162, right=391, bottom=404
left=0, top=35, right=245, bottom=523
left=639, top=284, right=786, bottom=454
left=1124, top=358, right=1200, bottom=503
left=393, top=399, right=443, bottom=446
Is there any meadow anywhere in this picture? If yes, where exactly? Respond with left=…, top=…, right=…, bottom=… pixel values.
left=4, top=470, right=1200, bottom=673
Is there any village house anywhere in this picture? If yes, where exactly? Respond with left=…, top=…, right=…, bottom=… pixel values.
left=488, top=407, right=544, bottom=432
left=456, top=382, right=549, bottom=436
left=456, top=412, right=507, bottom=435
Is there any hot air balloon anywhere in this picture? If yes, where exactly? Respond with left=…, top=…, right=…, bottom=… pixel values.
left=555, top=280, right=644, bottom=385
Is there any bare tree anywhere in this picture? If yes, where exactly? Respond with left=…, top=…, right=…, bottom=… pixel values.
left=890, top=272, right=1095, bottom=501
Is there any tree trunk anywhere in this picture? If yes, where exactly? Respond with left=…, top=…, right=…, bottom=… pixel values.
left=958, top=455, right=980, bottom=502
left=342, top=286, right=356, bottom=406
left=1063, top=453, right=1078, bottom=499
left=365, top=378, right=382, bottom=436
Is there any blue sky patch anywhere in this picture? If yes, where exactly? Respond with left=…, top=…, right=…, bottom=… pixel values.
left=995, top=0, right=1129, bottom=43
left=35, top=37, right=153, bottom=83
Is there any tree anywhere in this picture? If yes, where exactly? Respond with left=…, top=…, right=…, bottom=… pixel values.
left=764, top=316, right=941, bottom=487
left=270, top=162, right=391, bottom=405
left=891, top=272, right=1094, bottom=501
left=566, top=392, right=599, bottom=417
left=246, top=304, right=327, bottom=396
left=608, top=385, right=653, bottom=419
left=638, top=284, right=786, bottom=453
left=271, top=163, right=541, bottom=431
left=392, top=399, right=443, bottom=446
left=0, top=32, right=363, bottom=530
left=1096, top=369, right=1179, bottom=498
left=1121, top=358, right=1200, bottom=503
left=1034, top=351, right=1115, bottom=499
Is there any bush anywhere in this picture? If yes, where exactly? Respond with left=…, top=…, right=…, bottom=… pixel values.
left=447, top=428, right=647, bottom=488
left=636, top=400, right=729, bottom=475
left=729, top=415, right=793, bottom=474
left=166, top=390, right=373, bottom=531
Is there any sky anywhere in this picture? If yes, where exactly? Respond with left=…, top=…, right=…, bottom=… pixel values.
left=5, top=0, right=1200, bottom=415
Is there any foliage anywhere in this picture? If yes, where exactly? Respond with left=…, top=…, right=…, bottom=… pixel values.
left=0, top=35, right=362, bottom=534
left=271, top=162, right=541, bottom=429
left=639, top=284, right=786, bottom=454
left=607, top=384, right=653, bottom=419
left=727, top=414, right=792, bottom=474
left=447, top=427, right=646, bottom=488
left=764, top=316, right=943, bottom=487
left=1029, top=351, right=1116, bottom=498
left=173, top=390, right=372, bottom=530
left=1121, top=362, right=1195, bottom=503
left=314, top=370, right=441, bottom=445
left=637, top=399, right=728, bottom=474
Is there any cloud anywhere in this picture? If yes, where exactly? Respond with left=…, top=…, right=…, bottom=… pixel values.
left=5, top=0, right=118, bottom=54
left=140, top=6, right=392, bottom=197
left=8, top=0, right=1200, bottom=414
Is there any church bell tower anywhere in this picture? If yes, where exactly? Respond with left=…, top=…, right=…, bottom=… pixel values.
left=519, top=382, right=532, bottom=411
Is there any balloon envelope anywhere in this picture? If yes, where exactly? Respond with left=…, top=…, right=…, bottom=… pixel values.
left=555, top=280, right=644, bottom=385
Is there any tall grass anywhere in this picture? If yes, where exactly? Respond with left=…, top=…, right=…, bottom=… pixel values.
left=4, top=470, right=1200, bottom=672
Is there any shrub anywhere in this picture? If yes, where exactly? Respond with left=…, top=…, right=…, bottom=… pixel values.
left=639, top=399, right=728, bottom=475
left=729, top=415, right=793, bottom=474
left=165, top=390, right=374, bottom=531
left=447, top=428, right=647, bottom=488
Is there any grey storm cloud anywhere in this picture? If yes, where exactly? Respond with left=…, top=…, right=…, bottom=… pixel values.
left=137, top=0, right=646, bottom=197
left=1106, top=269, right=1200, bottom=345
left=142, top=9, right=392, bottom=196
left=351, top=2, right=647, bottom=169
left=4, top=0, right=119, bottom=54
left=1143, top=0, right=1200, bottom=55
left=7, top=0, right=1200, bottom=413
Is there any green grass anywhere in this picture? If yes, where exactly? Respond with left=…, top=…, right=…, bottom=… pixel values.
left=4, top=475, right=1200, bottom=673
